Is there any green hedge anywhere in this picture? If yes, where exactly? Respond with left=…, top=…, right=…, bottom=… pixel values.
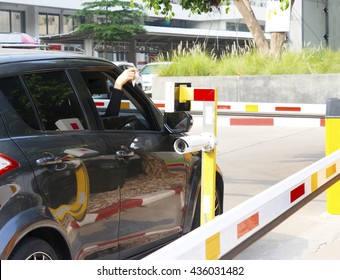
left=157, top=46, right=340, bottom=76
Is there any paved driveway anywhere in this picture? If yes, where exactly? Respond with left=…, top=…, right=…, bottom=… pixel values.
left=190, top=116, right=340, bottom=260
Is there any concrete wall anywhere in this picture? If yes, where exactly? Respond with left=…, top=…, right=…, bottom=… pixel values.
left=152, top=74, right=340, bottom=104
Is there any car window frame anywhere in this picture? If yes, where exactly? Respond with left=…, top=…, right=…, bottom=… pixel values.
left=72, top=65, right=164, bottom=132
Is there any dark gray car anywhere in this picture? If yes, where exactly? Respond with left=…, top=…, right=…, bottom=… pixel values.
left=0, top=49, right=224, bottom=260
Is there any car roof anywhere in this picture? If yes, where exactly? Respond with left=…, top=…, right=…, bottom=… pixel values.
left=0, top=48, right=108, bottom=65
left=140, top=61, right=172, bottom=74
left=142, top=61, right=171, bottom=66
left=113, top=61, right=135, bottom=66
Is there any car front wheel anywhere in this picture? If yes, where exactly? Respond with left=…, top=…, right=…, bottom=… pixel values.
left=9, top=236, right=58, bottom=260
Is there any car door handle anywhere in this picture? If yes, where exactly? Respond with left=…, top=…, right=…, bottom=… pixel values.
left=36, top=152, right=63, bottom=166
left=116, top=145, right=135, bottom=158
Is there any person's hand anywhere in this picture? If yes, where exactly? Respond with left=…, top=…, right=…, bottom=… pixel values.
left=114, top=68, right=138, bottom=90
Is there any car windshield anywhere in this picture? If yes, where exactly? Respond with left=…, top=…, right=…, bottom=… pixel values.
left=140, top=64, right=164, bottom=75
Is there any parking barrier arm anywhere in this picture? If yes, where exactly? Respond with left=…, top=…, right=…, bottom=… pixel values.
left=143, top=149, right=340, bottom=260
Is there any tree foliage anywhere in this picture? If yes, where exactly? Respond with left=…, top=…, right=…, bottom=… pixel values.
left=73, top=0, right=146, bottom=41
left=138, top=0, right=293, bottom=57
left=139, top=0, right=291, bottom=17
left=139, top=0, right=230, bottom=17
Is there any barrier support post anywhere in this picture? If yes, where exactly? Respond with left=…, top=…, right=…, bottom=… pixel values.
left=179, top=86, right=218, bottom=224
left=201, top=91, right=218, bottom=224
left=325, top=98, right=340, bottom=214
left=167, top=83, right=218, bottom=225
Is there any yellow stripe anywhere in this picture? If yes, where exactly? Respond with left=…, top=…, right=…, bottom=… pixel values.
left=205, top=232, right=220, bottom=260
left=179, top=87, right=194, bottom=102
left=325, top=117, right=340, bottom=214
left=311, top=172, right=318, bottom=192
left=246, top=104, right=259, bottom=112
left=325, top=118, right=340, bottom=155
left=326, top=164, right=336, bottom=178
left=120, top=101, right=130, bottom=109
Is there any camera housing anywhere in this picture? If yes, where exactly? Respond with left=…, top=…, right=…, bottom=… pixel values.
left=174, top=132, right=217, bottom=154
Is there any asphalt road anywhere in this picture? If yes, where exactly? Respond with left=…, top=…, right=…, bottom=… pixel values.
left=190, top=116, right=340, bottom=260
left=190, top=117, right=326, bottom=210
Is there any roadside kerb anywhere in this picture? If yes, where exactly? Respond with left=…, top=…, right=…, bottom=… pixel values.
left=143, top=149, right=340, bottom=260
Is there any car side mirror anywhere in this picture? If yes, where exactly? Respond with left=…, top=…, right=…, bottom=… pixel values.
left=163, top=111, right=193, bottom=134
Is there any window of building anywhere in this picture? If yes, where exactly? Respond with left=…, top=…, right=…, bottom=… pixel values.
left=226, top=22, right=236, bottom=31
left=63, top=15, right=75, bottom=33
left=226, top=22, right=250, bottom=32
left=11, top=11, right=23, bottom=32
left=0, top=10, right=25, bottom=33
left=0, top=11, right=10, bottom=32
left=238, top=23, right=249, bottom=32
left=39, top=14, right=60, bottom=36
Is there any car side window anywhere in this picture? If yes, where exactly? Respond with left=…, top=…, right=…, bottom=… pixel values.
left=0, top=76, right=40, bottom=135
left=23, top=71, right=88, bottom=131
left=83, top=71, right=151, bottom=131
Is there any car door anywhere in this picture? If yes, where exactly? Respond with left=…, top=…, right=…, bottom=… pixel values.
left=0, top=70, right=123, bottom=259
left=87, top=70, right=189, bottom=259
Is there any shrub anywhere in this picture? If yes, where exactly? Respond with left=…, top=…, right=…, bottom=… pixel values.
left=156, top=44, right=340, bottom=76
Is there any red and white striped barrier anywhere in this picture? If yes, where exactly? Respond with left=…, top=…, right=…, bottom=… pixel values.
left=159, top=100, right=325, bottom=127
left=94, top=99, right=136, bottom=110
left=143, top=149, right=340, bottom=260
left=93, top=98, right=325, bottom=127
left=153, top=100, right=326, bottom=115
left=193, top=115, right=325, bottom=127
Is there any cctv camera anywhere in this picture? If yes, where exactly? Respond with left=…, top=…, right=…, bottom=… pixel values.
left=174, top=133, right=217, bottom=154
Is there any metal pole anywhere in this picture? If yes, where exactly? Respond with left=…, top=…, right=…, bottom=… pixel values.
left=323, top=0, right=329, bottom=47
left=325, top=98, right=340, bottom=214
left=201, top=90, right=218, bottom=224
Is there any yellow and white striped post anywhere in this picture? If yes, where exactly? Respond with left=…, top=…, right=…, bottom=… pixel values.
left=325, top=98, right=340, bottom=214
left=179, top=86, right=218, bottom=224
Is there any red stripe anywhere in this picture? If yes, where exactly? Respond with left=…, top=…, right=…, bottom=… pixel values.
left=290, top=183, right=305, bottom=203
left=167, top=186, right=182, bottom=194
left=275, top=106, right=301, bottom=112
left=217, top=105, right=231, bottom=110
left=95, top=101, right=105, bottom=107
left=237, top=212, right=259, bottom=238
left=320, top=118, right=325, bottom=127
left=230, top=118, right=274, bottom=126
left=70, top=123, right=80, bottom=130
left=121, top=199, right=143, bottom=210
left=95, top=202, right=119, bottom=221
left=167, top=163, right=186, bottom=168
left=94, top=199, right=143, bottom=221
left=155, top=103, right=165, bottom=108
left=193, top=88, right=215, bottom=101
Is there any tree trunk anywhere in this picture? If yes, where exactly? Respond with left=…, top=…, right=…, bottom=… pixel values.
left=269, top=1, right=294, bottom=58
left=270, top=32, right=286, bottom=58
left=233, top=0, right=270, bottom=57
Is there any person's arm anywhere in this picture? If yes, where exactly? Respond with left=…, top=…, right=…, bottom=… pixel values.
left=113, top=68, right=138, bottom=90
left=105, top=88, right=123, bottom=117
left=104, top=68, right=137, bottom=117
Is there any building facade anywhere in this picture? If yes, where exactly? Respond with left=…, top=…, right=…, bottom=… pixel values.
left=0, top=0, right=338, bottom=67
left=290, top=0, right=339, bottom=51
